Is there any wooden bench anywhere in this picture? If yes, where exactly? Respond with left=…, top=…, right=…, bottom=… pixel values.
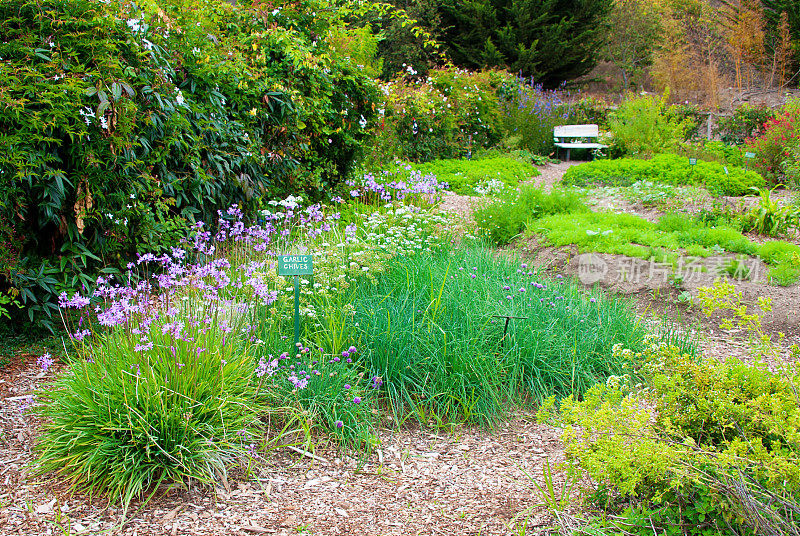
left=553, top=124, right=607, bottom=161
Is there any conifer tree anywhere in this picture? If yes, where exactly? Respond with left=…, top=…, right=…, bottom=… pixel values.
left=436, top=0, right=613, bottom=87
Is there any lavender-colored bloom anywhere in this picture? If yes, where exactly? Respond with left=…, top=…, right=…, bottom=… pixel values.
left=37, top=353, right=55, bottom=372
left=256, top=357, right=278, bottom=378
left=134, top=341, right=154, bottom=352
left=352, top=396, right=361, bottom=404
left=335, top=420, right=344, bottom=429
left=71, top=329, right=91, bottom=342
left=344, top=384, right=351, bottom=390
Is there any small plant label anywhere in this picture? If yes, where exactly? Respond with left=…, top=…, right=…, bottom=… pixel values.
left=277, top=255, right=313, bottom=354
left=744, top=152, right=756, bottom=159
left=278, top=255, right=313, bottom=276
left=688, top=158, right=697, bottom=166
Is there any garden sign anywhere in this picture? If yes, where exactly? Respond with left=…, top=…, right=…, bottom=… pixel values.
left=278, top=255, right=313, bottom=354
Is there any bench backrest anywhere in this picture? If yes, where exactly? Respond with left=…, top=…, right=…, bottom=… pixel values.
left=554, top=124, right=599, bottom=138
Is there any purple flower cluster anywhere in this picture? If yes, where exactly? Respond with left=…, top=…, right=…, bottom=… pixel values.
left=347, top=166, right=449, bottom=207
left=37, top=353, right=55, bottom=372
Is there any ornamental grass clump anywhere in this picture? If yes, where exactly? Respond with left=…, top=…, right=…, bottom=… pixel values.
left=37, top=277, right=265, bottom=508
left=352, top=245, right=644, bottom=425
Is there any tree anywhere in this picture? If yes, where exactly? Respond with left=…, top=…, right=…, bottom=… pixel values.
left=436, top=0, right=613, bottom=87
left=601, top=0, right=663, bottom=89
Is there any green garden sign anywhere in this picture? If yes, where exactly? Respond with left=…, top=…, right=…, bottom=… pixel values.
left=278, top=255, right=313, bottom=354
left=688, top=158, right=697, bottom=166
left=744, top=152, right=756, bottom=170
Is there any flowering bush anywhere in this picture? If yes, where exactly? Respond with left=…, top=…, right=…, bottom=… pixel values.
left=500, top=79, right=575, bottom=155
left=0, top=0, right=379, bottom=329
left=746, top=98, right=800, bottom=184
left=369, top=68, right=507, bottom=164
left=715, top=103, right=774, bottom=145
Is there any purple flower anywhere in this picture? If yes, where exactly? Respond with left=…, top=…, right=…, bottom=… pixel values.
left=590, top=297, right=596, bottom=303
left=348, top=346, right=357, bottom=353
left=344, top=384, right=351, bottom=390
left=335, top=420, right=344, bottom=429
left=256, top=357, right=278, bottom=378
left=352, top=396, right=362, bottom=404
left=71, top=329, right=91, bottom=342
left=37, top=353, right=55, bottom=372
left=134, top=341, right=154, bottom=352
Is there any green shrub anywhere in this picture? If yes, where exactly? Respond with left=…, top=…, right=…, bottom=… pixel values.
left=544, top=282, right=800, bottom=534
left=0, top=0, right=379, bottom=329
left=561, top=153, right=765, bottom=196
left=410, top=155, right=540, bottom=195
left=607, top=93, right=690, bottom=156
left=475, top=185, right=587, bottom=245
left=675, top=140, right=746, bottom=167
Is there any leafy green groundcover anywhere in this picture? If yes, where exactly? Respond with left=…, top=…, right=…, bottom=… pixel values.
left=530, top=211, right=800, bottom=285
left=543, top=281, right=800, bottom=535
left=561, top=153, right=765, bottom=196
left=410, top=155, right=540, bottom=195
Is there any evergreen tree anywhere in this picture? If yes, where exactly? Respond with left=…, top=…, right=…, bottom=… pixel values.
left=437, top=0, right=613, bottom=86
left=761, top=0, right=800, bottom=42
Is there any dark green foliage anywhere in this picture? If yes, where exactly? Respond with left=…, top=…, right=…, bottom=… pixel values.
left=436, top=0, right=613, bottom=87
left=561, top=154, right=766, bottom=196
left=377, top=0, right=442, bottom=79
left=0, top=0, right=378, bottom=329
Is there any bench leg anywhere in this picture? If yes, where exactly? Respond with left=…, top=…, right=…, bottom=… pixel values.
left=566, top=148, right=571, bottom=161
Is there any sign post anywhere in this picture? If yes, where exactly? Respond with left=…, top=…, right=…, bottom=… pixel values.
left=688, top=158, right=697, bottom=177
left=277, top=255, right=313, bottom=355
left=744, top=151, right=756, bottom=170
